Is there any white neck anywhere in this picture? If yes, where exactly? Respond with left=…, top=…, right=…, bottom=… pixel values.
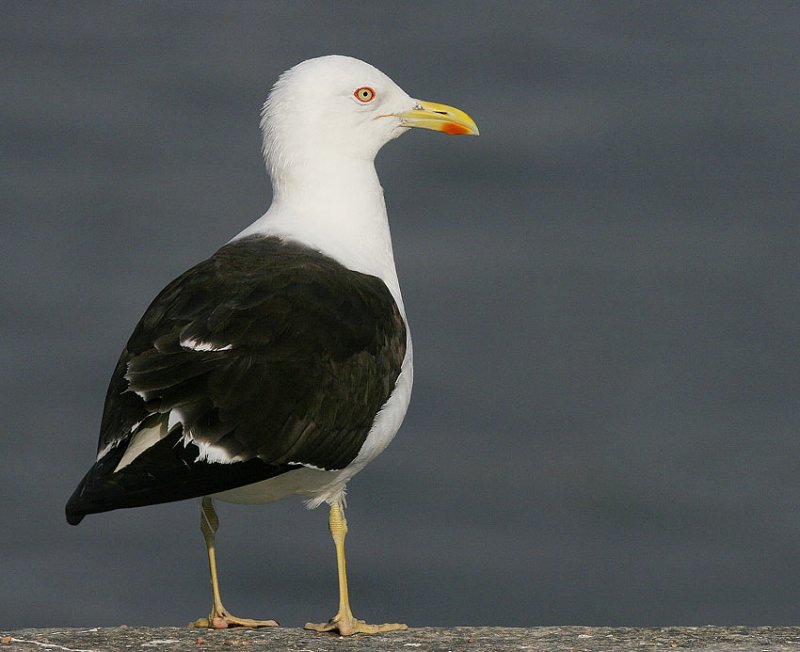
left=233, top=155, right=404, bottom=313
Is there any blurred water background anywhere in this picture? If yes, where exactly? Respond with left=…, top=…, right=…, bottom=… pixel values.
left=2, top=1, right=799, bottom=628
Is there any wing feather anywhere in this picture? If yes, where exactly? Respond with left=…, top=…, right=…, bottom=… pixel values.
left=65, top=236, right=406, bottom=523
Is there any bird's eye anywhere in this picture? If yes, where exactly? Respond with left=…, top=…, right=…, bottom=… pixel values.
left=354, top=86, right=376, bottom=103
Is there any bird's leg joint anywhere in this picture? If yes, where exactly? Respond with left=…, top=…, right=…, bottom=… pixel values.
left=200, top=496, right=219, bottom=541
left=328, top=502, right=348, bottom=540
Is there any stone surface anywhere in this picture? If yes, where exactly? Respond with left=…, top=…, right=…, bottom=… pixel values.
left=2, top=627, right=800, bottom=651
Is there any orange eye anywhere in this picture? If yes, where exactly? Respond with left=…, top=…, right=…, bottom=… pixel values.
left=354, top=86, right=376, bottom=103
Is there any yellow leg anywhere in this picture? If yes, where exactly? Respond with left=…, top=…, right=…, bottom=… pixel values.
left=304, top=501, right=407, bottom=636
left=190, top=497, right=279, bottom=629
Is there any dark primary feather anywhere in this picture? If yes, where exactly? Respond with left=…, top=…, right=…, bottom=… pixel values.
left=66, top=236, right=406, bottom=524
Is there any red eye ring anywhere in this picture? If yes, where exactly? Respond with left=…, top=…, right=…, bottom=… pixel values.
left=354, top=86, right=376, bottom=103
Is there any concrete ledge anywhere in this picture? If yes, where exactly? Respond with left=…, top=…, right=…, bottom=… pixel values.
left=2, top=627, right=800, bottom=651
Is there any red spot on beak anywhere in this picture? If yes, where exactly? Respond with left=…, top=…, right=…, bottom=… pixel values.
left=441, top=122, right=470, bottom=135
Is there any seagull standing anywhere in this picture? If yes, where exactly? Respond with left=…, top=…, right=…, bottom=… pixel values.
left=66, top=55, right=478, bottom=636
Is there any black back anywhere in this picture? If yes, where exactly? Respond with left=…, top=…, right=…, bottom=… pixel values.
left=66, top=236, right=406, bottom=524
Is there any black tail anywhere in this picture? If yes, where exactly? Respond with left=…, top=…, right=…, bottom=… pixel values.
left=64, top=444, right=128, bottom=525
left=65, top=493, right=86, bottom=525
left=65, top=432, right=295, bottom=525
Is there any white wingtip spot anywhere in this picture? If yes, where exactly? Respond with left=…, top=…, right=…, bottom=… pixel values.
left=167, top=408, right=185, bottom=432
left=179, top=337, right=233, bottom=352
left=193, top=441, right=241, bottom=465
left=114, top=420, right=169, bottom=472
left=96, top=440, right=120, bottom=462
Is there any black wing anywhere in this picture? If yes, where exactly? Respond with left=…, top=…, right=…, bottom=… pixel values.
left=66, top=236, right=406, bottom=524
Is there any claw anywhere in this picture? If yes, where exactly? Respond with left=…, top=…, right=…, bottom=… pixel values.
left=305, top=616, right=407, bottom=636
left=190, top=611, right=278, bottom=629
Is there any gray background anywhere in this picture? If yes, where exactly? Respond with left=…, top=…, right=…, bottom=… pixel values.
left=2, top=1, right=799, bottom=629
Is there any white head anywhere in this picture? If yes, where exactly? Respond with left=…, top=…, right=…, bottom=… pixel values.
left=237, top=56, right=477, bottom=291
left=261, top=55, right=479, bottom=177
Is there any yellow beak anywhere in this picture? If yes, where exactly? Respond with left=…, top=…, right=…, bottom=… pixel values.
left=396, top=100, right=479, bottom=136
